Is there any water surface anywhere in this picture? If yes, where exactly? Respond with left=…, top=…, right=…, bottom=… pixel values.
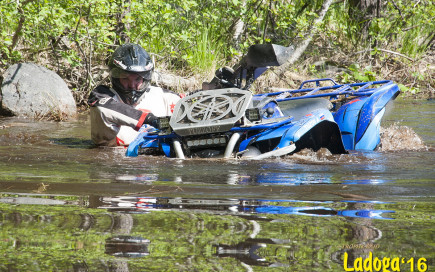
left=0, top=99, right=433, bottom=271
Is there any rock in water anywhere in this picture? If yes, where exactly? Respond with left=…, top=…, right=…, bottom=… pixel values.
left=0, top=63, right=77, bottom=119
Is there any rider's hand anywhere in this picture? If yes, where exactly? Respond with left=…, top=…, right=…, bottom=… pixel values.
left=144, top=112, right=160, bottom=129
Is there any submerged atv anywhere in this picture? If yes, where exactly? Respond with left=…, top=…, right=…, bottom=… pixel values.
left=126, top=44, right=400, bottom=159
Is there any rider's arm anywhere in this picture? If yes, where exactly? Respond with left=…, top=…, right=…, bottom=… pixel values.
left=88, top=85, right=157, bottom=130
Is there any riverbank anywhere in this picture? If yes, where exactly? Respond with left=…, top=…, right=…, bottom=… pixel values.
left=1, top=44, right=433, bottom=117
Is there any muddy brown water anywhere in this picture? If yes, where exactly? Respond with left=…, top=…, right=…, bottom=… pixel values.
left=0, top=99, right=434, bottom=271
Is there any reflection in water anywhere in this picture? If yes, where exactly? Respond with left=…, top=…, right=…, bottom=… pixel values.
left=1, top=193, right=433, bottom=272
left=342, top=179, right=390, bottom=185
left=115, top=174, right=159, bottom=183
left=98, top=195, right=395, bottom=220
left=105, top=236, right=150, bottom=257
left=115, top=171, right=390, bottom=186
left=254, top=172, right=331, bottom=185
left=97, top=195, right=393, bottom=268
left=214, top=240, right=271, bottom=267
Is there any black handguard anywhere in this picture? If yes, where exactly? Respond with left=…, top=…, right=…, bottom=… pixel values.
left=144, top=113, right=171, bottom=133
left=144, top=112, right=160, bottom=129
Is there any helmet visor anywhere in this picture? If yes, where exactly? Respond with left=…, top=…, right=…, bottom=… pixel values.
left=110, top=67, right=152, bottom=81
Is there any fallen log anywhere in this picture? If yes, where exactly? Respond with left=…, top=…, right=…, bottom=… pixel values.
left=153, top=69, right=199, bottom=93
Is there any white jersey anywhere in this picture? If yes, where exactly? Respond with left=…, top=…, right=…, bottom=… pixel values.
left=89, top=85, right=180, bottom=146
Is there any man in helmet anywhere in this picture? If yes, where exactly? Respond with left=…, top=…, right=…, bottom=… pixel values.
left=88, top=43, right=180, bottom=146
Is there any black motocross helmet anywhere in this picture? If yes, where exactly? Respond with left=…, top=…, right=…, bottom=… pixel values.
left=108, top=43, right=154, bottom=104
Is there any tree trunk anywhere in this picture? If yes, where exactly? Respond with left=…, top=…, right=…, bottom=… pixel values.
left=114, top=0, right=131, bottom=44
left=348, top=0, right=382, bottom=45
left=8, top=0, right=36, bottom=53
left=232, top=0, right=246, bottom=45
left=275, top=0, right=334, bottom=76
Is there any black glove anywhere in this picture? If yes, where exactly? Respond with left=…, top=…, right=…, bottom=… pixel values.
left=144, top=112, right=160, bottom=129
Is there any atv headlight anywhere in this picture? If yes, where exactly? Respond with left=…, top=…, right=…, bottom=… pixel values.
left=245, top=108, right=261, bottom=122
left=186, top=136, right=227, bottom=147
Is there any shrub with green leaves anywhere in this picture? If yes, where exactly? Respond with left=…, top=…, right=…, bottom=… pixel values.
left=1, top=0, right=433, bottom=104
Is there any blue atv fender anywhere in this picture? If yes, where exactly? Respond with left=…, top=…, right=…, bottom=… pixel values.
left=239, top=108, right=346, bottom=154
left=334, top=82, right=400, bottom=150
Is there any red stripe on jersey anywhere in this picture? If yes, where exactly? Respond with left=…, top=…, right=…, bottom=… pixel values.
left=135, top=110, right=149, bottom=130
left=116, top=137, right=125, bottom=146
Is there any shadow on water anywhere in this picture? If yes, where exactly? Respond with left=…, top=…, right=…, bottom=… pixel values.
left=49, top=137, right=95, bottom=149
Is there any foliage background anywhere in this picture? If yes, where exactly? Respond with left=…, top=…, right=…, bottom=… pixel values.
left=1, top=0, right=434, bottom=108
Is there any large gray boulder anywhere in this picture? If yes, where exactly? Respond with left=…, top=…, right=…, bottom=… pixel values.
left=0, top=63, right=77, bottom=119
